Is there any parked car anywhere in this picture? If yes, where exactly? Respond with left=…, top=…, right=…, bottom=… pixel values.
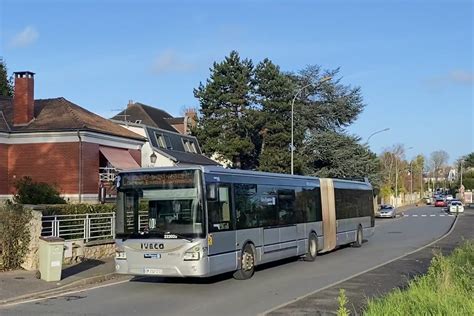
left=376, top=204, right=396, bottom=218
left=447, top=200, right=464, bottom=213
left=434, top=199, right=447, bottom=207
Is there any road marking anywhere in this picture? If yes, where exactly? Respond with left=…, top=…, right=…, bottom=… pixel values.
left=440, top=214, right=445, bottom=217
left=261, top=214, right=459, bottom=315
left=412, top=214, right=418, bottom=217
left=430, top=214, right=436, bottom=217
left=421, top=215, right=427, bottom=217
left=404, top=214, right=409, bottom=217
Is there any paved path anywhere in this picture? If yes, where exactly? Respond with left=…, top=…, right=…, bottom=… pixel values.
left=1, top=206, right=455, bottom=316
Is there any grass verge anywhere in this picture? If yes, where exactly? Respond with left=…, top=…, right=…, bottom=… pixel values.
left=363, top=240, right=474, bottom=315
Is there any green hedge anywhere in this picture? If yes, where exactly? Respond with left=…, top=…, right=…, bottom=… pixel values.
left=0, top=202, right=32, bottom=271
left=41, top=203, right=117, bottom=216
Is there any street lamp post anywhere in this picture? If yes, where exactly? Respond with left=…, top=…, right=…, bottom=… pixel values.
left=290, top=76, right=331, bottom=175
left=366, top=128, right=390, bottom=144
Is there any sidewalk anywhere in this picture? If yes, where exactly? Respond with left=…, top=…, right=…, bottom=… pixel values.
left=267, top=208, right=474, bottom=315
left=0, top=257, right=125, bottom=305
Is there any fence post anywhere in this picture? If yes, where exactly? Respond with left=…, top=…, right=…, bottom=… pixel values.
left=51, top=216, right=56, bottom=237
left=54, top=215, right=59, bottom=237
left=85, top=214, right=90, bottom=243
left=111, top=213, right=115, bottom=238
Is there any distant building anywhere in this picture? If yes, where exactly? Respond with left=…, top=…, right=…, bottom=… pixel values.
left=0, top=72, right=145, bottom=202
left=111, top=102, right=219, bottom=167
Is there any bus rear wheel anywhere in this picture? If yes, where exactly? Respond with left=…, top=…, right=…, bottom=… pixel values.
left=233, top=243, right=255, bottom=280
left=304, top=233, right=318, bottom=262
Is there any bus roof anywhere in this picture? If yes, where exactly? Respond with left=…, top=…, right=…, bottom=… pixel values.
left=118, top=165, right=371, bottom=188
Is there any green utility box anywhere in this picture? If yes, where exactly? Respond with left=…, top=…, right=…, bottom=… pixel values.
left=38, top=236, right=65, bottom=282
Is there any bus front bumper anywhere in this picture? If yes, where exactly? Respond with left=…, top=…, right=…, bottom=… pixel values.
left=115, top=257, right=210, bottom=278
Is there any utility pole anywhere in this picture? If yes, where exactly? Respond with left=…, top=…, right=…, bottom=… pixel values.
left=395, top=158, right=398, bottom=207
left=410, top=161, right=413, bottom=203
left=420, top=165, right=423, bottom=199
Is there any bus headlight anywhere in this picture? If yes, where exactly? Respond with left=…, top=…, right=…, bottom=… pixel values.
left=183, top=246, right=201, bottom=261
left=115, top=250, right=127, bottom=260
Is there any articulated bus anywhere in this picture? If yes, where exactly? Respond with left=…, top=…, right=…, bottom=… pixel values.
left=114, top=166, right=375, bottom=280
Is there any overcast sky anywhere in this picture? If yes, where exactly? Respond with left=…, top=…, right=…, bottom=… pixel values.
left=1, top=0, right=473, bottom=162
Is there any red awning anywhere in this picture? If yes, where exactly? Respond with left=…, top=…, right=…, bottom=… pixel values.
left=99, top=147, right=140, bottom=170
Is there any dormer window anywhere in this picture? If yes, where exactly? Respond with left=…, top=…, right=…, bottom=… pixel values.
left=155, top=132, right=172, bottom=149
left=183, top=139, right=197, bottom=153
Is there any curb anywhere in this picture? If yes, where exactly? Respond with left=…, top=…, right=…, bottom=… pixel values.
left=0, top=272, right=129, bottom=306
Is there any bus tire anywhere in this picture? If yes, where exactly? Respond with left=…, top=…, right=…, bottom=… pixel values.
left=304, top=232, right=318, bottom=262
left=353, top=225, right=363, bottom=248
left=233, top=243, right=255, bottom=280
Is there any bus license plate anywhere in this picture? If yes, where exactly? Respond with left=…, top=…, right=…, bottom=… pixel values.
left=144, top=253, right=161, bottom=259
left=144, top=268, right=162, bottom=275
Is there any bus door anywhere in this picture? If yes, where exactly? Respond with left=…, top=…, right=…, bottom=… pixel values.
left=206, top=183, right=237, bottom=274
left=263, top=188, right=297, bottom=261
left=276, top=188, right=298, bottom=257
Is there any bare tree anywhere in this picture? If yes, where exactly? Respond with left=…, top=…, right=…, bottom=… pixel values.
left=429, top=150, right=449, bottom=186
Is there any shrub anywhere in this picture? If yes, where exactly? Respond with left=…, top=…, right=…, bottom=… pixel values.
left=14, top=177, right=66, bottom=205
left=0, top=202, right=32, bottom=271
left=41, top=203, right=116, bottom=216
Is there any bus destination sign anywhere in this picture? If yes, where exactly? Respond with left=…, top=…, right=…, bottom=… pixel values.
left=121, top=171, right=195, bottom=187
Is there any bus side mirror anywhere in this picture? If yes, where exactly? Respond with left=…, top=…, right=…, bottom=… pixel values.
left=207, top=184, right=217, bottom=201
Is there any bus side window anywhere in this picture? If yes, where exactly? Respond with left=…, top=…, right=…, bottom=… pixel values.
left=208, top=184, right=233, bottom=232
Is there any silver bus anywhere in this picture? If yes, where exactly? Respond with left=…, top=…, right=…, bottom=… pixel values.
left=114, top=166, right=375, bottom=280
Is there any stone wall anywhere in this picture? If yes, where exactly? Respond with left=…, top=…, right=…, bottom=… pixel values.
left=63, top=240, right=115, bottom=265
left=20, top=210, right=43, bottom=271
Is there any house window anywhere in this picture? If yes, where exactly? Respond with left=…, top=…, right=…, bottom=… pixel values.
left=183, top=139, right=197, bottom=153
left=155, top=132, right=172, bottom=149
left=135, top=120, right=142, bottom=124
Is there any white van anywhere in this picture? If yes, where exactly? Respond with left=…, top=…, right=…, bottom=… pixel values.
left=447, top=200, right=464, bottom=213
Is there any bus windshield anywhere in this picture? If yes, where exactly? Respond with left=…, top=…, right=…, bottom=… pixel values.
left=117, top=170, right=204, bottom=239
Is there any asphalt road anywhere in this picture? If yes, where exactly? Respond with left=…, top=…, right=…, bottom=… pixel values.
left=3, top=206, right=455, bottom=316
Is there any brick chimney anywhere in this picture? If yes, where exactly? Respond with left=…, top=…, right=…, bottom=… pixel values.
left=13, top=71, right=35, bottom=126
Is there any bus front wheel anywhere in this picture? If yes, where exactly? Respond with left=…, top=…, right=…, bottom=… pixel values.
left=304, top=233, right=318, bottom=262
left=233, top=243, right=255, bottom=280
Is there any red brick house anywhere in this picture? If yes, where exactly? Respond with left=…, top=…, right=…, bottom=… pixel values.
left=0, top=71, right=145, bottom=202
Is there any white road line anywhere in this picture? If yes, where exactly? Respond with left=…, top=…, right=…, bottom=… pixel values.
left=412, top=214, right=418, bottom=217
left=440, top=214, right=445, bottom=217
left=404, top=214, right=409, bottom=217
left=430, top=214, right=436, bottom=217
left=421, top=215, right=427, bottom=217
left=448, top=215, right=455, bottom=217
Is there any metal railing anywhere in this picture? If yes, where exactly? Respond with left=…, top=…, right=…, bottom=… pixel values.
left=42, top=212, right=115, bottom=242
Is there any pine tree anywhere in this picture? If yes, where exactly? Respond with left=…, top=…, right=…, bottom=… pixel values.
left=0, top=58, right=14, bottom=97
left=194, top=51, right=257, bottom=169
left=303, top=131, right=380, bottom=187
left=254, top=59, right=296, bottom=173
